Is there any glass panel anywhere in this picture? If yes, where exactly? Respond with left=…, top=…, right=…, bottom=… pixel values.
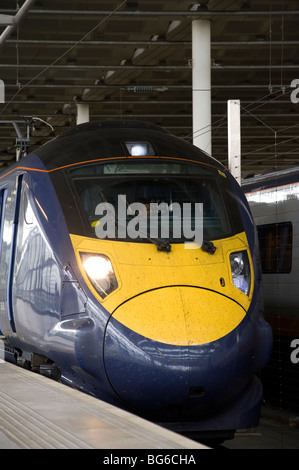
left=257, top=222, right=292, bottom=273
left=69, top=160, right=215, bottom=176
left=70, top=161, right=241, bottom=243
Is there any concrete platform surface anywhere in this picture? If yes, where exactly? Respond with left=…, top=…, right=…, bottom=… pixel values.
left=0, top=362, right=206, bottom=450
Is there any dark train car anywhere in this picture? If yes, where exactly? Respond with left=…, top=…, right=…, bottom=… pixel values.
left=0, top=121, right=272, bottom=440
left=243, top=167, right=299, bottom=411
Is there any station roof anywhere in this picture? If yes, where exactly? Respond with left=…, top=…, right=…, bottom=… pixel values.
left=0, top=0, right=299, bottom=176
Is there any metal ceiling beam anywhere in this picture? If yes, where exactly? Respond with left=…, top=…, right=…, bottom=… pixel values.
left=6, top=39, right=191, bottom=47
left=1, top=9, right=299, bottom=17
left=2, top=63, right=299, bottom=71
left=6, top=39, right=299, bottom=47
left=4, top=84, right=289, bottom=91
left=1, top=112, right=298, bottom=119
left=0, top=0, right=36, bottom=49
left=0, top=64, right=190, bottom=71
left=0, top=132, right=295, bottom=139
left=4, top=100, right=293, bottom=105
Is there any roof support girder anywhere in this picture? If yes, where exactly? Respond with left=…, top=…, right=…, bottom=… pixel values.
left=0, top=0, right=36, bottom=50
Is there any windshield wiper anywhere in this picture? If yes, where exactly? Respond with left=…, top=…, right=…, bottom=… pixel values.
left=201, top=239, right=216, bottom=255
left=153, top=238, right=171, bottom=253
left=151, top=238, right=215, bottom=255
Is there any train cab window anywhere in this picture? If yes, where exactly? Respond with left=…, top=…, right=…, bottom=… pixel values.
left=70, top=160, right=214, bottom=176
left=69, top=161, right=243, bottom=243
left=257, top=222, right=292, bottom=273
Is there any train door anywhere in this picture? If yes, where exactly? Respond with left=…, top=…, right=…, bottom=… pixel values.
left=0, top=174, right=23, bottom=336
left=7, top=175, right=23, bottom=333
left=0, top=187, right=7, bottom=336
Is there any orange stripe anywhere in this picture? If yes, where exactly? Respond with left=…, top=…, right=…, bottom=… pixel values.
left=0, top=155, right=224, bottom=179
left=245, top=180, right=299, bottom=196
left=0, top=166, right=48, bottom=179
left=47, top=155, right=224, bottom=173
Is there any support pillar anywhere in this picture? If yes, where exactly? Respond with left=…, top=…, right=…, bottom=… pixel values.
left=0, top=79, right=4, bottom=103
left=192, top=19, right=211, bottom=155
left=76, top=103, right=89, bottom=125
left=227, top=99, right=241, bottom=184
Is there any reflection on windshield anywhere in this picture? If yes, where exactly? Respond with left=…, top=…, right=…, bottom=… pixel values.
left=70, top=161, right=238, bottom=243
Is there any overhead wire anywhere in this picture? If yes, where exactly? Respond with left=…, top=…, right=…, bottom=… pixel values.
left=1, top=0, right=298, bottom=168
left=189, top=85, right=292, bottom=148
left=189, top=0, right=299, bottom=167
left=191, top=89, right=297, bottom=169
left=0, top=0, right=128, bottom=116
left=238, top=2, right=298, bottom=169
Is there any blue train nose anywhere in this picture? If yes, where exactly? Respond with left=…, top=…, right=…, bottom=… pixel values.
left=103, top=287, right=252, bottom=420
left=104, top=316, right=197, bottom=418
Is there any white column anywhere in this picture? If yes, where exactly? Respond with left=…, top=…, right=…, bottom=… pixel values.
left=0, top=79, right=4, bottom=103
left=76, top=103, right=89, bottom=125
left=227, top=99, right=241, bottom=184
left=192, top=19, right=211, bottom=155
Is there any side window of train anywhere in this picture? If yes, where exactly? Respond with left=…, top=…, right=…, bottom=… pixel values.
left=257, top=222, right=292, bottom=274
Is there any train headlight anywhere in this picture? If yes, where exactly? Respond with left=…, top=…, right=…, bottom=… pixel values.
left=229, top=251, right=251, bottom=295
left=125, top=141, right=155, bottom=156
left=80, top=253, right=118, bottom=299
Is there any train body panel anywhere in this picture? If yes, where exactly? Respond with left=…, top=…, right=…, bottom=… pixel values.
left=243, top=168, right=299, bottom=331
left=243, top=167, right=299, bottom=410
left=103, top=312, right=266, bottom=423
left=0, top=121, right=272, bottom=438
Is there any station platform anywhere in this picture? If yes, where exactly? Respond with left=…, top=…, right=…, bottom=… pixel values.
left=0, top=362, right=205, bottom=450
left=2, top=360, right=297, bottom=450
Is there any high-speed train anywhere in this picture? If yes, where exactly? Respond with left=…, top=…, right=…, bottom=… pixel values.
left=243, top=167, right=299, bottom=410
left=0, top=120, right=272, bottom=440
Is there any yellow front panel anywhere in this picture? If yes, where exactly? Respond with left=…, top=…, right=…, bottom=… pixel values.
left=112, top=286, right=246, bottom=345
left=70, top=231, right=253, bottom=345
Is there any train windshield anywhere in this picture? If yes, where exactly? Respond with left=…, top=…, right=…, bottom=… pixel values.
left=70, top=160, right=242, bottom=243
